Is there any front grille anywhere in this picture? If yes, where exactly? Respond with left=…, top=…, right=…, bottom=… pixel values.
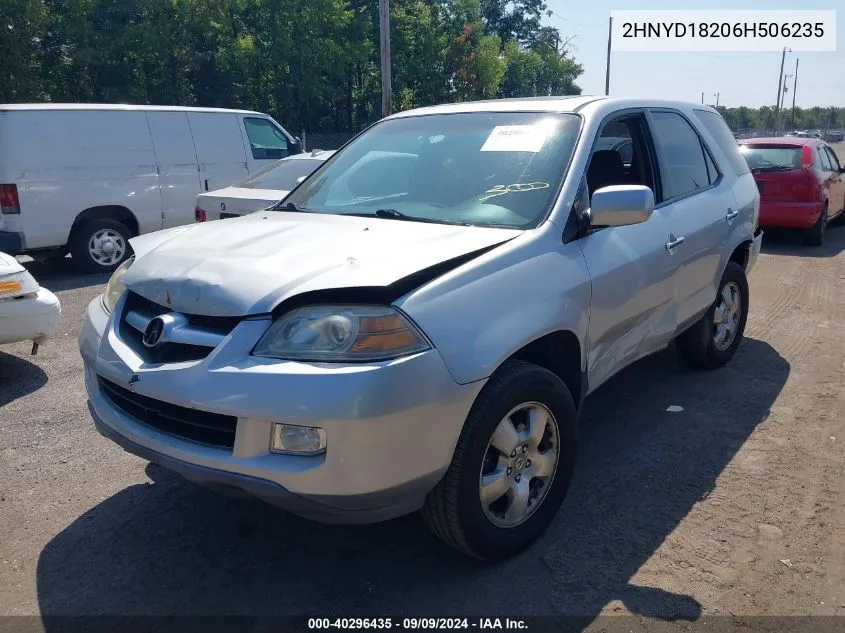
left=98, top=376, right=238, bottom=448
left=118, top=291, right=242, bottom=364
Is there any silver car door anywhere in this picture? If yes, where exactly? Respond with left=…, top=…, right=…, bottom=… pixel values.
left=646, top=109, right=736, bottom=330
left=577, top=110, right=681, bottom=392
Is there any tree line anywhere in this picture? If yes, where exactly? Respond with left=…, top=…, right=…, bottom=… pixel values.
left=3, top=0, right=843, bottom=134
left=1, top=0, right=582, bottom=132
left=715, top=105, right=845, bottom=133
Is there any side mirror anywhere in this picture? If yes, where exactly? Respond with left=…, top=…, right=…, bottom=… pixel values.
left=590, top=185, right=655, bottom=228
left=292, top=137, right=304, bottom=154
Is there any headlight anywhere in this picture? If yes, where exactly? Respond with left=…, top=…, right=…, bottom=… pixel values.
left=0, top=270, right=38, bottom=299
left=101, top=257, right=134, bottom=314
left=253, top=305, right=431, bottom=362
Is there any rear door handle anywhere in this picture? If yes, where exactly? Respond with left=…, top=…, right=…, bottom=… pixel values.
left=665, top=235, right=685, bottom=251
left=725, top=209, right=739, bottom=221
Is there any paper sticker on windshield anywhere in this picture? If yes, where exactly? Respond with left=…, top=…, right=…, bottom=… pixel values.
left=480, top=125, right=549, bottom=153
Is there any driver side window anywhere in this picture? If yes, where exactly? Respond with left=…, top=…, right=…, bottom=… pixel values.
left=244, top=117, right=290, bottom=160
left=586, top=113, right=657, bottom=200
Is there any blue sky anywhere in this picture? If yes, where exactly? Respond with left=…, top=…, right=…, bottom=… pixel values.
left=545, top=0, right=844, bottom=108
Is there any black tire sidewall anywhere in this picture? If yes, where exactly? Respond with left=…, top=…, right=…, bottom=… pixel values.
left=455, top=363, right=578, bottom=559
left=703, top=261, right=750, bottom=365
left=804, top=206, right=827, bottom=246
left=70, top=219, right=133, bottom=273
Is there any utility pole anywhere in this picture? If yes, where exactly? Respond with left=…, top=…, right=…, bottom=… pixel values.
left=379, top=0, right=392, bottom=118
left=714, top=92, right=720, bottom=108
left=780, top=74, right=793, bottom=113
left=791, top=58, right=799, bottom=126
left=774, top=47, right=789, bottom=132
left=604, top=17, right=612, bottom=95
left=701, top=92, right=704, bottom=104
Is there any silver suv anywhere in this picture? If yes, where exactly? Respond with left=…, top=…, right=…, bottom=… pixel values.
left=79, top=97, right=762, bottom=560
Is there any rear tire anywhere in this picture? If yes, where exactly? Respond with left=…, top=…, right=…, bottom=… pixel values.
left=675, top=261, right=749, bottom=370
left=69, top=218, right=133, bottom=274
left=802, top=206, right=827, bottom=246
left=422, top=360, right=578, bottom=560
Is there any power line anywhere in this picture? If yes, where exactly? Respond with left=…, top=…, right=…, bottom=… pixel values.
left=547, top=9, right=606, bottom=29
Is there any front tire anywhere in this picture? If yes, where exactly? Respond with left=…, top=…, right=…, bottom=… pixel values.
left=422, top=360, right=578, bottom=560
left=69, top=218, right=133, bottom=274
left=675, top=261, right=749, bottom=370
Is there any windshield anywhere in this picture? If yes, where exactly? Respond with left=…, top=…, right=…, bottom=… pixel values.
left=283, top=112, right=582, bottom=229
left=241, top=158, right=327, bottom=191
left=740, top=145, right=802, bottom=171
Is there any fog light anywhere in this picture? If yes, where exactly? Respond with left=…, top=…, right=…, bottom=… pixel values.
left=270, top=423, right=327, bottom=455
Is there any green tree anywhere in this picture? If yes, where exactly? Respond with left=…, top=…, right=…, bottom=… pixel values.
left=1, top=0, right=47, bottom=101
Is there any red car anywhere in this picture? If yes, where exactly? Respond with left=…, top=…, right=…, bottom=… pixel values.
left=738, top=137, right=845, bottom=245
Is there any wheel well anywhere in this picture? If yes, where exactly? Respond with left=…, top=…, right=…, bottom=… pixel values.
left=508, top=331, right=584, bottom=409
left=729, top=241, right=752, bottom=270
left=71, top=206, right=139, bottom=238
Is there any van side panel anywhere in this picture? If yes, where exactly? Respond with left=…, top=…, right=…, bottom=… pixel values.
left=2, top=110, right=162, bottom=250
left=0, top=112, right=12, bottom=242
left=147, top=111, right=202, bottom=229
left=187, top=113, right=249, bottom=193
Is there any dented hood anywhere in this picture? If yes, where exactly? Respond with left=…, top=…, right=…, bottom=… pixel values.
left=123, top=212, right=521, bottom=316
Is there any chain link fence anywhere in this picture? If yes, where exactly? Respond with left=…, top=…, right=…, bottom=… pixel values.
left=300, top=131, right=359, bottom=152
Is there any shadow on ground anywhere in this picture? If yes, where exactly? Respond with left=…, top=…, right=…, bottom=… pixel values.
left=21, top=256, right=110, bottom=292
left=760, top=221, right=845, bottom=258
left=36, top=338, right=789, bottom=629
left=0, top=351, right=49, bottom=407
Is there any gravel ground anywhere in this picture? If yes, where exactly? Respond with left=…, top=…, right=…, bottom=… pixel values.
left=1, top=178, right=845, bottom=627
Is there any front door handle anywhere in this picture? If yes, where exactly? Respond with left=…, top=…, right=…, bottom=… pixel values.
left=725, top=209, right=739, bottom=221
left=666, top=235, right=685, bottom=252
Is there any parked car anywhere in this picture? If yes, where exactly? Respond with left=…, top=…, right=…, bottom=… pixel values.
left=739, top=137, right=845, bottom=245
left=0, top=104, right=302, bottom=273
left=0, top=252, right=61, bottom=352
left=79, top=97, right=762, bottom=559
left=194, top=150, right=335, bottom=222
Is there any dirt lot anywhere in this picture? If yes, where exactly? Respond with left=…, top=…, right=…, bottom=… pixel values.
left=1, top=158, right=845, bottom=627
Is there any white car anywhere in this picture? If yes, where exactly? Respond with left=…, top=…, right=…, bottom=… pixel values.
left=0, top=252, right=61, bottom=353
left=194, top=151, right=335, bottom=222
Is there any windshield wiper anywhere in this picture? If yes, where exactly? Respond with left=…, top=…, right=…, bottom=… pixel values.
left=270, top=200, right=311, bottom=212
left=372, top=208, right=471, bottom=226
left=752, top=166, right=793, bottom=173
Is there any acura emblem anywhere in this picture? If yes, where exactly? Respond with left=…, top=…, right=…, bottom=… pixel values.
left=142, top=316, right=166, bottom=347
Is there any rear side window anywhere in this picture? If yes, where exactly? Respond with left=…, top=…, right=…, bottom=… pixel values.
left=817, top=147, right=833, bottom=171
left=244, top=117, right=290, bottom=160
left=649, top=111, right=711, bottom=200
left=825, top=146, right=842, bottom=171
left=693, top=109, right=751, bottom=176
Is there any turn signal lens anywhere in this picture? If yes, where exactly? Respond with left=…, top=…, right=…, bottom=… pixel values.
left=0, top=279, right=22, bottom=296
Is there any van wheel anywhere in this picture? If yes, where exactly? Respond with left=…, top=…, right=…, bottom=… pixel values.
left=69, top=219, right=133, bottom=274
left=802, top=206, right=827, bottom=246
left=422, top=360, right=578, bottom=560
left=675, top=261, right=749, bottom=369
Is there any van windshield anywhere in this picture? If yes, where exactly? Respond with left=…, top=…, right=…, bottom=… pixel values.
left=283, top=112, right=582, bottom=229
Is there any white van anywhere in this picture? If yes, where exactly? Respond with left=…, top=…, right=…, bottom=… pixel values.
left=0, top=104, right=301, bottom=272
